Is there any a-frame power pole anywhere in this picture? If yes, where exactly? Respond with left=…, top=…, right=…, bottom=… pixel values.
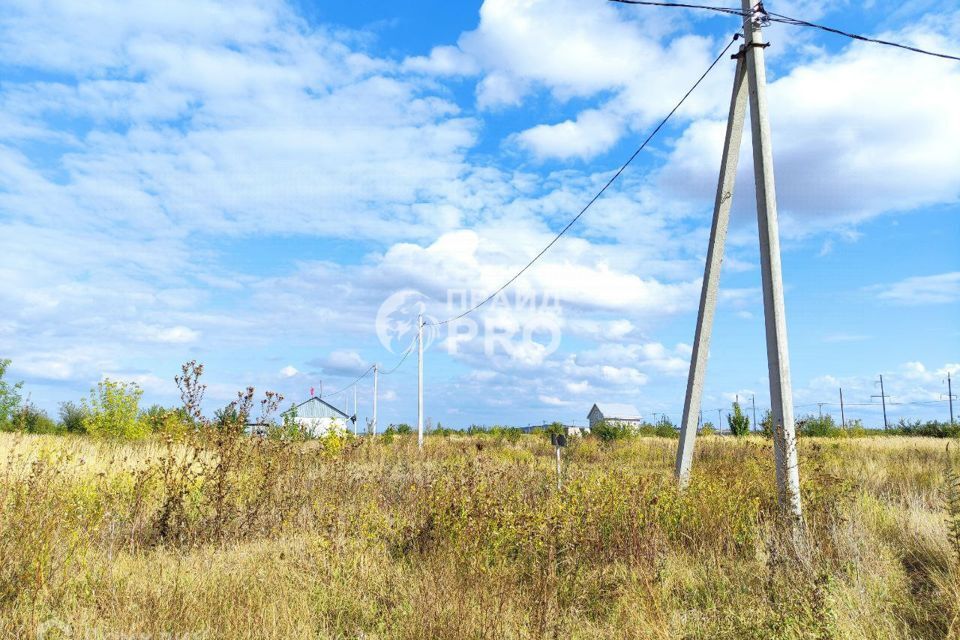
left=675, top=2, right=802, bottom=520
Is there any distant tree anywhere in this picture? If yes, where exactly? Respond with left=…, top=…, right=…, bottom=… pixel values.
left=593, top=419, right=631, bottom=442
left=759, top=409, right=774, bottom=438
left=700, top=421, right=717, bottom=435
left=545, top=421, right=565, bottom=437
left=59, top=401, right=88, bottom=434
left=82, top=379, right=147, bottom=439
left=12, top=402, right=60, bottom=434
left=386, top=423, right=413, bottom=435
left=0, top=359, right=24, bottom=431
left=655, top=416, right=678, bottom=438
left=728, top=401, right=750, bottom=437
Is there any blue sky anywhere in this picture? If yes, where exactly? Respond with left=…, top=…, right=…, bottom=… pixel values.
left=0, top=0, right=957, bottom=430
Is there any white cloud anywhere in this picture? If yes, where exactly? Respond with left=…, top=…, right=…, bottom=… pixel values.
left=402, top=45, right=479, bottom=76
left=658, top=21, right=960, bottom=231
left=310, top=350, right=368, bottom=376
left=514, top=109, right=624, bottom=161
left=871, top=272, right=960, bottom=305
left=280, top=365, right=299, bottom=378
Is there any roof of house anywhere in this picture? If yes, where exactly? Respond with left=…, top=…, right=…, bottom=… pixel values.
left=590, top=403, right=642, bottom=420
left=282, top=396, right=350, bottom=420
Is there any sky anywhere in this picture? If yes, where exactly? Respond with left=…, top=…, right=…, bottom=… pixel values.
left=0, top=0, right=958, bottom=430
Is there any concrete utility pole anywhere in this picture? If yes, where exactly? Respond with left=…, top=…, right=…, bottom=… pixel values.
left=839, top=387, right=846, bottom=429
left=371, top=364, right=378, bottom=435
left=946, top=373, right=955, bottom=425
left=872, top=374, right=889, bottom=429
left=417, top=313, right=424, bottom=451
left=743, top=1, right=802, bottom=519
left=353, top=384, right=358, bottom=435
left=676, top=51, right=747, bottom=478
left=675, top=2, right=803, bottom=520
left=751, top=394, right=757, bottom=432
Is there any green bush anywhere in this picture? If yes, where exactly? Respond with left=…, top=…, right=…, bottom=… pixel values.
left=82, top=379, right=147, bottom=439
left=592, top=419, right=633, bottom=442
left=655, top=416, right=679, bottom=438
left=58, top=401, right=88, bottom=433
left=700, top=421, right=717, bottom=435
left=0, top=359, right=23, bottom=431
left=727, top=401, right=750, bottom=436
left=385, top=423, right=413, bottom=436
left=140, top=404, right=192, bottom=437
left=759, top=409, right=774, bottom=438
left=798, top=413, right=845, bottom=438
left=890, top=418, right=960, bottom=438
left=11, top=403, right=61, bottom=434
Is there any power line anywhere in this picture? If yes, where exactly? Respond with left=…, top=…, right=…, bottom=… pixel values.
left=609, top=0, right=960, bottom=62
left=379, top=336, right=418, bottom=375
left=427, top=32, right=741, bottom=327
left=765, top=11, right=960, bottom=62
left=325, top=364, right=375, bottom=397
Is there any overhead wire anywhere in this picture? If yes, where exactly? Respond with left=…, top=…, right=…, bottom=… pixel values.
left=608, top=0, right=960, bottom=62
left=427, top=32, right=741, bottom=327
left=324, top=364, right=375, bottom=398
left=378, top=335, right=418, bottom=375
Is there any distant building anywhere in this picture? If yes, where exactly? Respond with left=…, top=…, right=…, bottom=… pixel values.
left=588, top=403, right=643, bottom=430
left=281, top=396, right=351, bottom=437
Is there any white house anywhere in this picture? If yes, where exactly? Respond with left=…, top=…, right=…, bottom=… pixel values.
left=282, top=396, right=351, bottom=437
left=588, top=403, right=644, bottom=430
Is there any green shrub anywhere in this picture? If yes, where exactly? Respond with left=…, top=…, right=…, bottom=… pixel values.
left=11, top=403, right=61, bottom=434
left=385, top=423, right=413, bottom=436
left=0, top=359, right=23, bottom=431
left=760, top=409, right=774, bottom=438
left=140, top=404, right=192, bottom=437
left=655, top=416, right=679, bottom=438
left=727, top=401, right=750, bottom=436
left=593, top=419, right=632, bottom=442
left=700, top=421, right=717, bottom=435
left=798, top=413, right=844, bottom=438
left=891, top=418, right=960, bottom=438
left=82, top=378, right=147, bottom=439
left=58, top=401, right=88, bottom=433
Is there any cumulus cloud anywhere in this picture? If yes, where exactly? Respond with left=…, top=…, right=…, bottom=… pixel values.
left=870, top=272, right=960, bottom=305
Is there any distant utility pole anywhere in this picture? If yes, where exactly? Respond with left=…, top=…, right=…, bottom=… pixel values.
left=872, top=374, right=890, bottom=429
left=839, top=387, right=846, bottom=429
left=751, top=394, right=757, bottom=431
left=817, top=402, right=825, bottom=419
left=353, top=384, right=358, bottom=435
left=371, top=364, right=378, bottom=436
left=675, top=3, right=802, bottom=520
left=417, top=313, right=424, bottom=451
left=945, top=372, right=956, bottom=425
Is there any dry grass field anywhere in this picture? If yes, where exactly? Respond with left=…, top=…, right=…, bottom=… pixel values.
left=1, top=431, right=959, bottom=639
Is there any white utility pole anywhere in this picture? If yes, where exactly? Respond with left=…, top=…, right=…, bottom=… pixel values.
left=675, top=3, right=803, bottom=521
left=742, top=0, right=802, bottom=519
left=840, top=387, right=846, bottom=429
left=417, top=313, right=424, bottom=451
left=675, top=50, right=747, bottom=483
left=946, top=373, right=955, bottom=425
left=872, top=374, right=889, bottom=429
left=372, top=364, right=378, bottom=435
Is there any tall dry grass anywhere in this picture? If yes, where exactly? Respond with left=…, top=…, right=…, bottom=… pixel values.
left=1, top=432, right=958, bottom=639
